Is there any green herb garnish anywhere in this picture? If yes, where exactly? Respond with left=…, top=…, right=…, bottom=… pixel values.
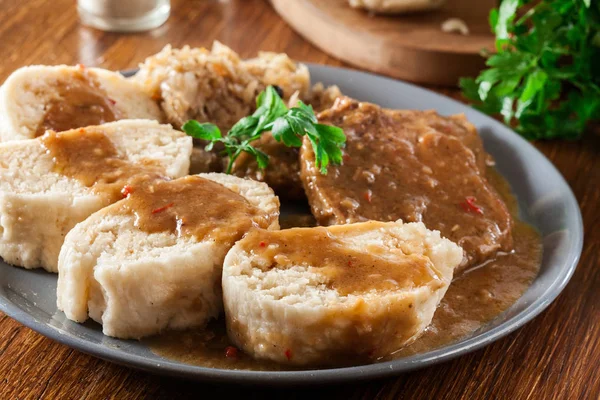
left=182, top=86, right=346, bottom=174
left=460, top=0, right=600, bottom=139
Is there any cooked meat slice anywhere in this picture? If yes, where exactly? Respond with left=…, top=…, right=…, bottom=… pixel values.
left=230, top=133, right=303, bottom=200
left=189, top=147, right=223, bottom=174
left=223, top=220, right=463, bottom=366
left=427, top=112, right=492, bottom=175
left=0, top=65, right=163, bottom=141
left=0, top=120, right=191, bottom=272
left=300, top=97, right=513, bottom=269
left=57, top=173, right=279, bottom=339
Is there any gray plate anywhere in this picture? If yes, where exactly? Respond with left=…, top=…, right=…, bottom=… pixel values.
left=0, top=64, right=583, bottom=385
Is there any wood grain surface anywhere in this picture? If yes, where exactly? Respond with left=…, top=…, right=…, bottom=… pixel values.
left=0, top=0, right=598, bottom=399
left=269, top=0, right=496, bottom=85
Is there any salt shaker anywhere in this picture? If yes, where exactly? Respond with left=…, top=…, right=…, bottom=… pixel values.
left=78, top=0, right=170, bottom=32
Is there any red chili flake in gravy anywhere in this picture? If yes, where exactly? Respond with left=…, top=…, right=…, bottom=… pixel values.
left=461, top=196, right=483, bottom=215
left=151, top=202, right=174, bottom=214
left=121, top=185, right=133, bottom=198
left=225, top=346, right=238, bottom=359
left=284, top=349, right=292, bottom=361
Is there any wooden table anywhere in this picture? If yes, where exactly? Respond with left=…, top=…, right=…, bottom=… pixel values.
left=0, top=0, right=598, bottom=398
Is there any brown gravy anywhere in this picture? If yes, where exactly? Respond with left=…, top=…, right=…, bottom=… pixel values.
left=118, top=176, right=271, bottom=243
left=35, top=70, right=119, bottom=137
left=392, top=220, right=540, bottom=358
left=279, top=213, right=316, bottom=229
left=238, top=225, right=441, bottom=295
left=40, top=128, right=164, bottom=202
left=42, top=128, right=272, bottom=241
left=145, top=170, right=541, bottom=370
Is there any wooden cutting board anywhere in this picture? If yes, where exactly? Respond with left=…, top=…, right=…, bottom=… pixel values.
left=270, top=0, right=496, bottom=86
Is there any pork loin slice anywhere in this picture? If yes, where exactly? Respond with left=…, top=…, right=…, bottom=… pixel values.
left=0, top=65, right=163, bottom=141
left=57, top=173, right=280, bottom=339
left=230, top=133, right=304, bottom=200
left=300, top=97, right=513, bottom=269
left=223, top=220, right=463, bottom=366
left=0, top=120, right=191, bottom=272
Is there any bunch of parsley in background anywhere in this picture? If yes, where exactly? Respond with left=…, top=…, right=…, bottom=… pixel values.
left=460, top=0, right=600, bottom=139
left=183, top=86, right=346, bottom=174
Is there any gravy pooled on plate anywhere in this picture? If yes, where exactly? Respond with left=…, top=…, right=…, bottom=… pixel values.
left=145, top=170, right=541, bottom=370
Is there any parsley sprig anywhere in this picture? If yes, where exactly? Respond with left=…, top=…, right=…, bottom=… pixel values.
left=182, top=86, right=346, bottom=174
left=460, top=0, right=600, bottom=139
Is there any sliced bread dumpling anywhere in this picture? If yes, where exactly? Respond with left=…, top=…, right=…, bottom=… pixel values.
left=0, top=65, right=163, bottom=141
left=222, top=221, right=463, bottom=366
left=57, top=173, right=280, bottom=339
left=0, top=119, right=192, bottom=272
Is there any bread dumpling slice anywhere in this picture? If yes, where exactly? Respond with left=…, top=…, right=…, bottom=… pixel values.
left=222, top=221, right=463, bottom=366
left=0, top=65, right=163, bottom=141
left=0, top=119, right=192, bottom=272
left=57, top=173, right=280, bottom=339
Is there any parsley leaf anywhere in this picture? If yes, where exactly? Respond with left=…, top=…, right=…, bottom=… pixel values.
left=271, top=102, right=346, bottom=173
left=460, top=0, right=600, bottom=140
left=182, top=121, right=222, bottom=141
left=182, top=86, right=346, bottom=174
